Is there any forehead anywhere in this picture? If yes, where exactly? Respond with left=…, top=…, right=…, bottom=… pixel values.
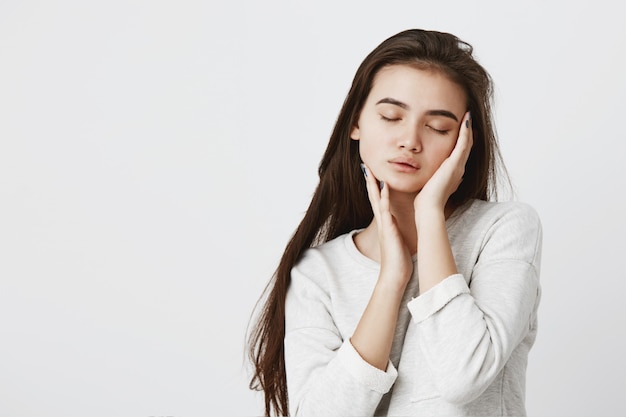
left=368, top=64, right=467, bottom=113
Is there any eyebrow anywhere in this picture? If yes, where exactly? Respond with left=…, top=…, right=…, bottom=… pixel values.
left=376, top=97, right=409, bottom=109
left=375, top=97, right=459, bottom=122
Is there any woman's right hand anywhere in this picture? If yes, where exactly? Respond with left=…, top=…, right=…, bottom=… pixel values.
left=361, top=164, right=413, bottom=291
left=350, top=164, right=413, bottom=371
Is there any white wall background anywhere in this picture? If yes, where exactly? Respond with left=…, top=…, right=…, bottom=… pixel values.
left=1, top=1, right=624, bottom=416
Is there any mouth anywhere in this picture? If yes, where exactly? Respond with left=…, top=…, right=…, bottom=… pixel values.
left=389, top=158, right=420, bottom=170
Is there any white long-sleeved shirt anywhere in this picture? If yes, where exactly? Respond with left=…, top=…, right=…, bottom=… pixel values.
left=284, top=199, right=542, bottom=416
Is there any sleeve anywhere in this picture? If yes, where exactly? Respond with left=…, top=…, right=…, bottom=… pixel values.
left=284, top=251, right=398, bottom=417
left=406, top=203, right=542, bottom=405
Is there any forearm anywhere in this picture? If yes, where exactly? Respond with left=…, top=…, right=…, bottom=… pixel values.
left=350, top=277, right=405, bottom=370
left=286, top=257, right=398, bottom=416
left=416, top=208, right=458, bottom=294
left=287, top=338, right=392, bottom=416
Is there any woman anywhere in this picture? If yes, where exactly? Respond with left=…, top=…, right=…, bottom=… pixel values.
left=248, top=28, right=542, bottom=416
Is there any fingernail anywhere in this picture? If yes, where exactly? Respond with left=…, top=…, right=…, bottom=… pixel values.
left=379, top=180, right=384, bottom=190
left=360, top=163, right=367, bottom=177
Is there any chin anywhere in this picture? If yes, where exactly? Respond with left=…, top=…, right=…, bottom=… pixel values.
left=387, top=182, right=423, bottom=195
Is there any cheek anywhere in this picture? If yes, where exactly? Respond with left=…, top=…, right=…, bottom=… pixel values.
left=356, top=127, right=387, bottom=161
left=431, top=139, right=456, bottom=162
left=358, top=139, right=375, bottom=166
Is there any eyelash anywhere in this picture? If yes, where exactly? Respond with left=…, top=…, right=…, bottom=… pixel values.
left=380, top=115, right=400, bottom=122
left=428, top=126, right=450, bottom=135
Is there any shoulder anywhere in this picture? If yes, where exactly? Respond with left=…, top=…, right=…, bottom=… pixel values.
left=462, top=199, right=540, bottom=225
left=287, top=230, right=368, bottom=314
left=290, top=231, right=360, bottom=285
left=295, top=231, right=354, bottom=267
left=291, top=228, right=380, bottom=287
left=457, top=199, right=542, bottom=266
left=455, top=199, right=542, bottom=238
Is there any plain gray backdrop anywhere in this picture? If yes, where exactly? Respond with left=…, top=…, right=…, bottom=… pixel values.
left=1, top=0, right=625, bottom=416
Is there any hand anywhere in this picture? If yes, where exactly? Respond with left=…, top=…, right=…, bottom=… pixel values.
left=361, top=164, right=413, bottom=290
left=414, top=111, right=473, bottom=218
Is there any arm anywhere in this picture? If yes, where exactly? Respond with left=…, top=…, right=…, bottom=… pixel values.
left=414, top=111, right=472, bottom=293
left=409, top=113, right=542, bottom=403
left=350, top=164, right=413, bottom=370
left=285, top=161, right=414, bottom=416
left=285, top=253, right=397, bottom=417
left=408, top=204, right=542, bottom=404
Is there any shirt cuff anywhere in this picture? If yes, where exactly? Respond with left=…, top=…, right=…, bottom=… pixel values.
left=408, top=273, right=469, bottom=323
left=337, top=339, right=397, bottom=394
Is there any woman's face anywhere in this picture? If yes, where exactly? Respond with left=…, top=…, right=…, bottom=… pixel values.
left=351, top=64, right=467, bottom=195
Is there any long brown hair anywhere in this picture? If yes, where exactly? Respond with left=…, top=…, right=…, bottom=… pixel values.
left=247, top=28, right=506, bottom=416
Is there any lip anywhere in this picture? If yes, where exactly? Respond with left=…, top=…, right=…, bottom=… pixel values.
left=389, top=157, right=420, bottom=171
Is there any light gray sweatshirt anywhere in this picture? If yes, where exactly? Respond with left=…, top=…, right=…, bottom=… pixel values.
left=284, top=199, right=542, bottom=416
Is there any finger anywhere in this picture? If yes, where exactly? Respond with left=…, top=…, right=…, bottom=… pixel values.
left=361, top=163, right=382, bottom=217
left=463, top=111, right=474, bottom=159
left=450, top=111, right=473, bottom=162
left=378, top=176, right=391, bottom=220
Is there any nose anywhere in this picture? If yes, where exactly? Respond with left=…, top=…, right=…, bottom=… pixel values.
left=398, top=126, right=422, bottom=152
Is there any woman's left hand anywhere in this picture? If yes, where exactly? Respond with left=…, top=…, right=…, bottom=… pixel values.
left=414, top=111, right=473, bottom=216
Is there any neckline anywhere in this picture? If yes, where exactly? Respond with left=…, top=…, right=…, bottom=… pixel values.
left=344, top=199, right=475, bottom=267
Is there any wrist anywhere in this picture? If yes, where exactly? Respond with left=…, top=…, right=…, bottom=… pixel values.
left=414, top=206, right=446, bottom=230
left=376, top=271, right=409, bottom=299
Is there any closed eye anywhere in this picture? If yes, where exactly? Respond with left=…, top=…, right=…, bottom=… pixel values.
left=427, top=125, right=450, bottom=135
left=380, top=114, right=401, bottom=122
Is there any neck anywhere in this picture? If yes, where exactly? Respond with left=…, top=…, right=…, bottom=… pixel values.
left=355, top=191, right=418, bottom=261
left=387, top=190, right=419, bottom=253
left=355, top=190, right=457, bottom=262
